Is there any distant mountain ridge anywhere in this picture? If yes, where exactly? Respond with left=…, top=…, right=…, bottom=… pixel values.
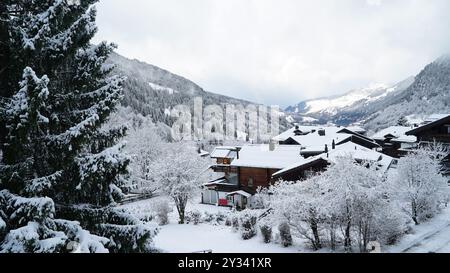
left=285, top=78, right=414, bottom=126
left=110, top=52, right=450, bottom=133
left=285, top=55, right=450, bottom=131
left=364, top=55, right=450, bottom=131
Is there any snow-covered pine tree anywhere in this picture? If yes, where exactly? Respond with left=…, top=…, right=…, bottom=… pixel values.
left=0, top=0, right=157, bottom=253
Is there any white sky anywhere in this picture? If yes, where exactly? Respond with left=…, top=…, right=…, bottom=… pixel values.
left=93, top=0, right=450, bottom=107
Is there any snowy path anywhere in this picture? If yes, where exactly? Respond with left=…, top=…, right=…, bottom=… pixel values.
left=387, top=206, right=450, bottom=253
left=401, top=223, right=450, bottom=253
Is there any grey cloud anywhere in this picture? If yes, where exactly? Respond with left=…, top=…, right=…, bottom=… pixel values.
left=93, top=0, right=450, bottom=107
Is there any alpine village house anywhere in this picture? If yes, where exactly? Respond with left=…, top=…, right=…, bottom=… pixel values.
left=201, top=114, right=450, bottom=210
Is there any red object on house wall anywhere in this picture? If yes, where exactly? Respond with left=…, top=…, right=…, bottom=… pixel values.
left=218, top=199, right=228, bottom=206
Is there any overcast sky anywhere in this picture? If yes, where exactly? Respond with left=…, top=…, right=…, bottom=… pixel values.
left=93, top=0, right=450, bottom=107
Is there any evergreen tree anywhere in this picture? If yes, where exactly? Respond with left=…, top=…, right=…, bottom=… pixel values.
left=397, top=116, right=409, bottom=127
left=0, top=0, right=157, bottom=253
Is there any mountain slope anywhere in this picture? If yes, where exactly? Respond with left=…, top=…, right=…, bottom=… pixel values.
left=286, top=78, right=414, bottom=126
left=285, top=55, right=450, bottom=130
left=364, top=55, right=450, bottom=131
left=108, top=53, right=254, bottom=124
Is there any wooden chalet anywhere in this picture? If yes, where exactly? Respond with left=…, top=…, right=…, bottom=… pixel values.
left=276, top=126, right=379, bottom=158
left=229, top=144, right=328, bottom=209
left=202, top=147, right=240, bottom=207
left=372, top=126, right=417, bottom=158
left=406, top=114, right=450, bottom=179
left=406, top=114, right=450, bottom=144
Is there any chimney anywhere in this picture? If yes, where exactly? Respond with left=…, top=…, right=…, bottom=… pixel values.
left=332, top=140, right=336, bottom=150
left=269, top=141, right=276, bottom=152
left=294, top=125, right=302, bottom=136
left=325, top=144, right=329, bottom=153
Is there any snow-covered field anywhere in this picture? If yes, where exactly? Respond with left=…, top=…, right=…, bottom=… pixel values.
left=120, top=197, right=306, bottom=253
left=154, top=223, right=299, bottom=253
left=120, top=190, right=450, bottom=253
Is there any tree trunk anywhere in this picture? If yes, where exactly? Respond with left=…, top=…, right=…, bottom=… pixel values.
left=344, top=223, right=352, bottom=252
left=412, top=199, right=419, bottom=225
left=330, top=227, right=336, bottom=251
left=179, top=210, right=185, bottom=224
left=344, top=207, right=352, bottom=252
left=310, top=220, right=322, bottom=250
left=175, top=197, right=187, bottom=224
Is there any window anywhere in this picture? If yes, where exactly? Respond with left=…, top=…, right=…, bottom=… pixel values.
left=248, top=178, right=254, bottom=188
left=447, top=126, right=450, bottom=134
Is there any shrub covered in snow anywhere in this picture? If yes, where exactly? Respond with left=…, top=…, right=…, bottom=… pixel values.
left=232, top=216, right=240, bottom=232
left=278, top=222, right=293, bottom=247
left=225, top=216, right=232, bottom=227
left=239, top=211, right=258, bottom=240
left=153, top=199, right=172, bottom=226
left=185, top=210, right=202, bottom=225
left=203, top=211, right=228, bottom=225
left=260, top=225, right=273, bottom=244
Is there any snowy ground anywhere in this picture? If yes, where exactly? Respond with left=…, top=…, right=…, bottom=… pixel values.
left=387, top=206, right=450, bottom=253
left=120, top=197, right=307, bottom=253
left=154, top=223, right=300, bottom=253
left=120, top=193, right=450, bottom=253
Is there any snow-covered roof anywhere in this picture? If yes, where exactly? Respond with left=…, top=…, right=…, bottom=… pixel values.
left=203, top=178, right=237, bottom=187
left=272, top=125, right=318, bottom=142
left=210, top=147, right=238, bottom=159
left=273, top=126, right=379, bottom=154
left=272, top=157, right=326, bottom=177
left=425, top=114, right=450, bottom=123
left=274, top=125, right=370, bottom=143
left=273, top=142, right=395, bottom=177
left=230, top=145, right=303, bottom=169
left=345, top=126, right=367, bottom=134
left=372, top=126, right=417, bottom=143
left=407, top=114, right=450, bottom=136
left=199, top=150, right=210, bottom=157
left=227, top=190, right=253, bottom=198
left=319, top=142, right=395, bottom=173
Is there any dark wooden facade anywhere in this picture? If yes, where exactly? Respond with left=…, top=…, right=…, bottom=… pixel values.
left=235, top=159, right=329, bottom=193
left=406, top=115, right=450, bottom=144
left=336, top=135, right=380, bottom=150
left=238, top=167, right=279, bottom=193
left=272, top=158, right=329, bottom=182
left=406, top=115, right=450, bottom=181
left=374, top=138, right=405, bottom=158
